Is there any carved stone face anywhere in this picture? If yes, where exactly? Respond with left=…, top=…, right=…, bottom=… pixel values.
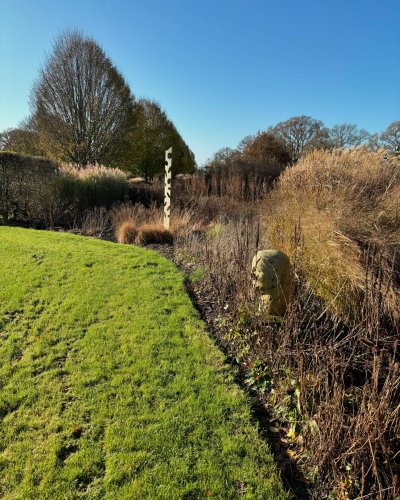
left=251, top=249, right=291, bottom=316
left=252, top=254, right=277, bottom=291
left=252, top=249, right=290, bottom=290
left=252, top=250, right=284, bottom=291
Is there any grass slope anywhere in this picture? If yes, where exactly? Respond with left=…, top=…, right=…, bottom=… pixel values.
left=0, top=227, right=284, bottom=499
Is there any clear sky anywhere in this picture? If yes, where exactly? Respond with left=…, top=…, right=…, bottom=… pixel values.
left=1, top=0, right=399, bottom=165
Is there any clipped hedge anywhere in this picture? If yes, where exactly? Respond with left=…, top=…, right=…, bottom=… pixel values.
left=0, top=151, right=59, bottom=224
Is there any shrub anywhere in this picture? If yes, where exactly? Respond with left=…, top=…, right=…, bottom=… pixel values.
left=59, top=163, right=130, bottom=210
left=0, top=154, right=143, bottom=227
left=79, top=207, right=111, bottom=238
left=128, top=181, right=163, bottom=206
left=0, top=151, right=59, bottom=224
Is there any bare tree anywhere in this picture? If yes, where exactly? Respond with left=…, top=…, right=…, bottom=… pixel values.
left=328, top=123, right=370, bottom=148
left=31, top=30, right=134, bottom=165
left=379, top=120, right=400, bottom=154
left=237, top=135, right=255, bottom=154
left=270, top=115, right=328, bottom=162
left=366, top=133, right=380, bottom=152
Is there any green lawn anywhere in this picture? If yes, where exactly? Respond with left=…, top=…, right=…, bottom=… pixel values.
left=0, top=227, right=285, bottom=499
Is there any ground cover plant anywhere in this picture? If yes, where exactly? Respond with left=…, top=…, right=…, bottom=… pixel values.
left=0, top=227, right=285, bottom=499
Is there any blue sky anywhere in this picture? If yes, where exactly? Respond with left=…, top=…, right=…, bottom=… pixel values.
left=1, top=0, right=399, bottom=165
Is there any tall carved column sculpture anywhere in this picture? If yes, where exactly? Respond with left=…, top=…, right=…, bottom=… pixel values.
left=164, top=147, right=172, bottom=230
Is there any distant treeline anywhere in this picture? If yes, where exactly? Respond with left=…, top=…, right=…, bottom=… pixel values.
left=196, top=115, right=399, bottom=202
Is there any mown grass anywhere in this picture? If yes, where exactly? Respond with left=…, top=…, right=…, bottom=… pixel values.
left=0, top=227, right=285, bottom=499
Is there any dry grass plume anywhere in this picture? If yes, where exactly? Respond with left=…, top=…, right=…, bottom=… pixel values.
left=265, top=147, right=400, bottom=321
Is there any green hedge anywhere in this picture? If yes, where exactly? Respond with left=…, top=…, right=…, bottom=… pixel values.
left=0, top=151, right=59, bottom=223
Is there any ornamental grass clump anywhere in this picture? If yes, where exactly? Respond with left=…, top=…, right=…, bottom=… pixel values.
left=116, top=220, right=138, bottom=244
left=111, top=203, right=199, bottom=245
left=114, top=206, right=174, bottom=245
left=135, top=223, right=173, bottom=245
left=264, top=147, right=400, bottom=321
left=60, top=163, right=128, bottom=181
left=59, top=163, right=130, bottom=209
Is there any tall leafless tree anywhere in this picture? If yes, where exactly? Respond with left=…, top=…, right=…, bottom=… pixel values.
left=31, top=30, right=134, bottom=165
left=379, top=120, right=400, bottom=154
left=270, top=115, right=328, bottom=162
left=328, top=123, right=370, bottom=148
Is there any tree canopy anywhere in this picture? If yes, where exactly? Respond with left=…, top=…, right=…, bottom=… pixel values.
left=0, top=125, right=42, bottom=157
left=379, top=121, right=400, bottom=154
left=327, top=123, right=370, bottom=148
left=269, top=115, right=329, bottom=163
left=129, top=99, right=195, bottom=180
left=0, top=30, right=397, bottom=173
left=1, top=31, right=196, bottom=177
left=243, top=132, right=292, bottom=166
left=31, top=30, right=134, bottom=166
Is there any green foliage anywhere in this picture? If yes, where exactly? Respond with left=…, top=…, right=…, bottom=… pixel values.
left=129, top=99, right=196, bottom=180
left=244, top=360, right=272, bottom=394
left=0, top=228, right=285, bottom=499
left=189, top=265, right=208, bottom=284
left=0, top=124, right=43, bottom=157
